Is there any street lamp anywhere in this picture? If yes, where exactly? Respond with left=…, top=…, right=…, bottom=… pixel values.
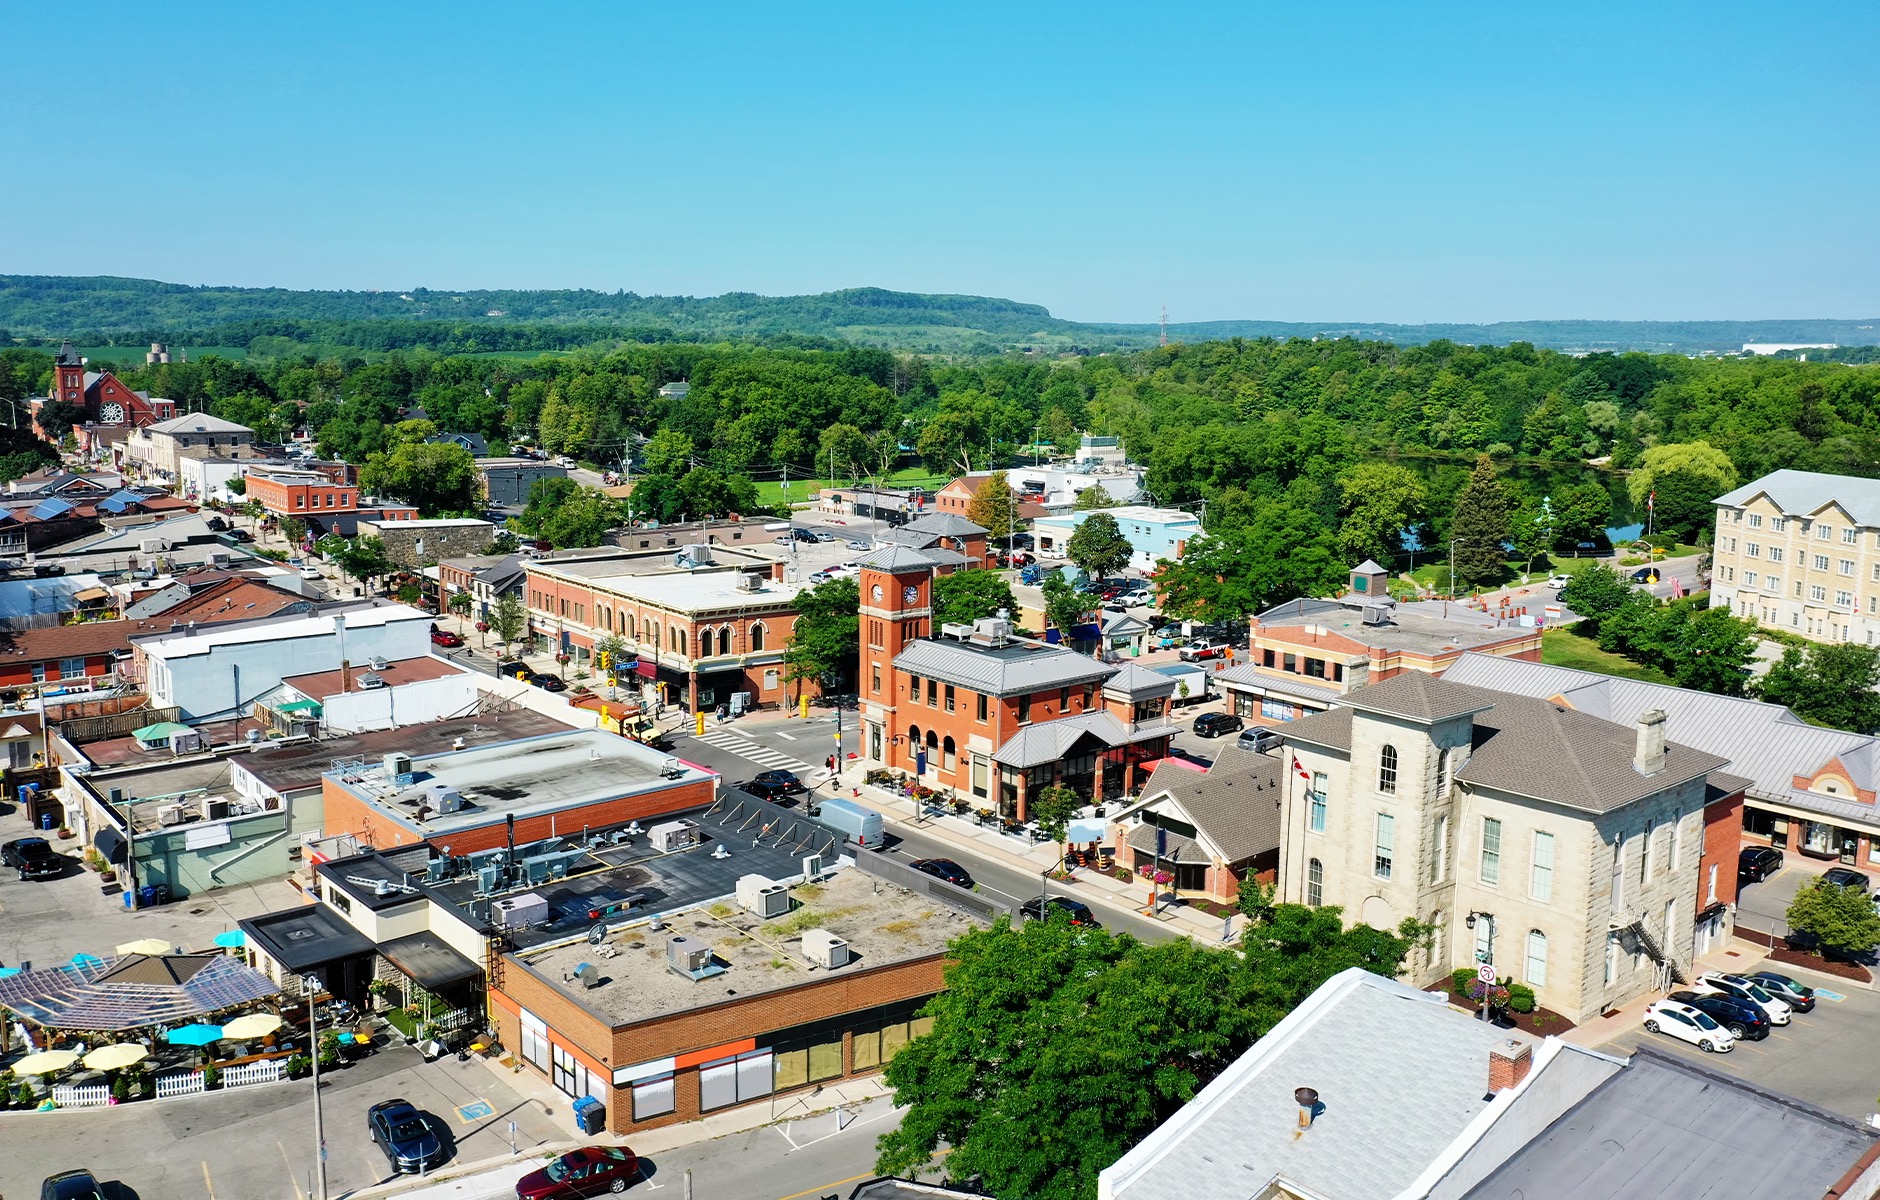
left=1449, top=538, right=1467, bottom=598
left=1463, top=912, right=1496, bottom=1023
left=304, top=975, right=328, bottom=1200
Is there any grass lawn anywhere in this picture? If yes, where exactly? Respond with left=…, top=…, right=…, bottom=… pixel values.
left=752, top=465, right=953, bottom=508
left=1541, top=627, right=1675, bottom=684
left=1403, top=556, right=1580, bottom=596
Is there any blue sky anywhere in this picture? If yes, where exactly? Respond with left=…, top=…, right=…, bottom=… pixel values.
left=5, top=1, right=1876, bottom=323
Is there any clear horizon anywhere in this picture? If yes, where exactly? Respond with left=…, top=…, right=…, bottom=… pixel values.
left=5, top=1, right=1875, bottom=326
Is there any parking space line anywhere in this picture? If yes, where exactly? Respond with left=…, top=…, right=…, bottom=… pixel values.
left=278, top=1142, right=304, bottom=1200
left=201, top=1161, right=217, bottom=1200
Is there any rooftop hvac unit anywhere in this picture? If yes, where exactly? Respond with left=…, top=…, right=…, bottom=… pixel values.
left=158, top=803, right=189, bottom=827
left=491, top=892, right=549, bottom=930
left=201, top=797, right=230, bottom=821
left=940, top=622, right=975, bottom=641
left=358, top=673, right=385, bottom=689
left=139, top=538, right=168, bottom=553
left=384, top=751, right=413, bottom=778
left=369, top=655, right=389, bottom=671
left=736, top=874, right=791, bottom=918
left=666, top=935, right=723, bottom=980
left=433, top=786, right=465, bottom=814
left=801, top=929, right=851, bottom=970
left=648, top=819, right=700, bottom=852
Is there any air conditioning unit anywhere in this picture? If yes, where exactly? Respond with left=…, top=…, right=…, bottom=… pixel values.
left=736, top=874, right=791, bottom=918
left=358, top=673, right=385, bottom=689
left=801, top=929, right=850, bottom=969
left=491, top=892, right=548, bottom=930
left=202, top=797, right=230, bottom=821
left=384, top=751, right=413, bottom=779
left=158, top=803, right=188, bottom=827
left=140, top=538, right=168, bottom=553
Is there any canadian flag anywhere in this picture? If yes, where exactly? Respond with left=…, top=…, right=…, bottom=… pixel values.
left=1292, top=755, right=1311, bottom=782
left=1647, top=489, right=1656, bottom=513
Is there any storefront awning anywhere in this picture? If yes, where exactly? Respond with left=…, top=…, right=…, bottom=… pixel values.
left=379, top=932, right=482, bottom=992
left=276, top=699, right=322, bottom=716
left=94, top=826, right=128, bottom=866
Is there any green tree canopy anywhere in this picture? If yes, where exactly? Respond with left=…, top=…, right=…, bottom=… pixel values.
left=1335, top=461, right=1426, bottom=567
left=489, top=591, right=527, bottom=650
left=1558, top=563, right=1633, bottom=621
left=516, top=476, right=578, bottom=537
left=1154, top=491, right=1344, bottom=625
left=1066, top=512, right=1134, bottom=579
left=1072, top=483, right=1115, bottom=510
left=1450, top=454, right=1513, bottom=587
left=357, top=440, right=479, bottom=516
left=333, top=536, right=393, bottom=584
left=1756, top=642, right=1880, bottom=733
left=1786, top=877, right=1880, bottom=954
left=541, top=486, right=624, bottom=548
left=1040, top=572, right=1090, bottom=642
left=1550, top=482, right=1612, bottom=550
left=965, top=471, right=1016, bottom=542
left=1627, top=440, right=1737, bottom=511
left=933, top=569, right=1017, bottom=627
left=782, top=575, right=860, bottom=694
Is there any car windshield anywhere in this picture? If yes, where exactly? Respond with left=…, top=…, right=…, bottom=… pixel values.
left=1743, top=983, right=1779, bottom=1004
left=390, top=1116, right=429, bottom=1141
left=545, top=1157, right=575, bottom=1181
left=1689, top=1010, right=1721, bottom=1029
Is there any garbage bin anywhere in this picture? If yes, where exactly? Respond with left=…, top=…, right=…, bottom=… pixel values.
left=139, top=885, right=159, bottom=907
left=39, top=812, right=52, bottom=831
left=573, top=1096, right=605, bottom=1136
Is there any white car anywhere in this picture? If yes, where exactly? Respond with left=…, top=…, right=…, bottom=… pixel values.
left=1119, top=589, right=1154, bottom=607
left=1693, top=972, right=1792, bottom=1025
left=1642, top=1000, right=1735, bottom=1053
left=1545, top=574, right=1572, bottom=589
left=298, top=564, right=323, bottom=582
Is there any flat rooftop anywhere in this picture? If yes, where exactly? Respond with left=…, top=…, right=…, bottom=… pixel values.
left=528, top=548, right=772, bottom=582
left=133, top=602, right=430, bottom=658
left=282, top=654, right=469, bottom=699
left=529, top=562, right=804, bottom=611
left=238, top=710, right=573, bottom=793
left=1259, top=597, right=1535, bottom=655
left=325, top=728, right=715, bottom=837
left=520, top=865, right=983, bottom=1027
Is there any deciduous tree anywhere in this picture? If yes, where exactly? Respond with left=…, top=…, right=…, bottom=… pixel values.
left=782, top=576, right=860, bottom=696
left=1072, top=483, right=1114, bottom=511
left=1335, top=462, right=1425, bottom=567
left=357, top=440, right=479, bottom=516
left=489, top=591, right=527, bottom=653
left=1756, top=642, right=1880, bottom=733
left=965, top=472, right=1016, bottom=542
left=932, top=569, right=1016, bottom=627
left=1066, top=512, right=1133, bottom=579
left=1787, top=877, right=1880, bottom=954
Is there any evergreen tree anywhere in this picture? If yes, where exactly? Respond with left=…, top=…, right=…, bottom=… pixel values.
left=1449, top=454, right=1512, bottom=587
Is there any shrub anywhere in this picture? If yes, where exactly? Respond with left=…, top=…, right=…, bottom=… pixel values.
left=202, top=1066, right=221, bottom=1089
left=15, top=1079, right=34, bottom=1106
left=111, top=1075, right=130, bottom=1102
left=285, top=1053, right=311, bottom=1078
left=1451, top=967, right=1477, bottom=996
left=1506, top=982, right=1538, bottom=1014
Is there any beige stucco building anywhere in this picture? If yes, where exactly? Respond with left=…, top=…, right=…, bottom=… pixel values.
left=1277, top=673, right=1743, bottom=1023
left=1710, top=468, right=1880, bottom=644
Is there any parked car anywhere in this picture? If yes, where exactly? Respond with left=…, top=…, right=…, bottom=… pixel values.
left=367, top=1099, right=448, bottom=1174
left=1693, top=972, right=1792, bottom=1025
left=226, top=529, right=254, bottom=543
left=298, top=564, right=323, bottom=581
left=531, top=673, right=568, bottom=693
left=1020, top=896, right=1101, bottom=927
left=1745, top=970, right=1817, bottom=1012
left=1821, top=866, right=1870, bottom=893
left=1192, top=712, right=1243, bottom=738
left=430, top=629, right=465, bottom=648
left=1737, top=846, right=1783, bottom=884
left=791, top=528, right=819, bottom=543
left=847, top=538, right=873, bottom=551
left=1179, top=639, right=1227, bottom=662
left=496, top=660, right=536, bottom=683
left=514, top=1145, right=641, bottom=1199
left=1629, top=566, right=1661, bottom=584
left=1641, top=1000, right=1734, bottom=1053
left=1236, top=727, right=1283, bottom=754
left=742, top=770, right=806, bottom=802
left=814, top=530, right=838, bottom=542
left=1664, top=989, right=1770, bottom=1040
left=1545, top=573, right=1572, bottom=589
left=2, top=837, right=63, bottom=881
left=39, top=1171, right=105, bottom=1200
left=1118, top=589, right=1154, bottom=607
left=910, top=858, right=975, bottom=889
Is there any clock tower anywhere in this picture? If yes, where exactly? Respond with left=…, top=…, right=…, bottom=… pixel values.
left=856, top=546, right=937, bottom=766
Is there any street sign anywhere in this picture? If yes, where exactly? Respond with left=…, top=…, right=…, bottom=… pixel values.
left=1475, top=964, right=1496, bottom=984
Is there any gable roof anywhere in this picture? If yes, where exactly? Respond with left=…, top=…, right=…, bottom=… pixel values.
left=1117, top=744, right=1283, bottom=863
left=1459, top=1044, right=1876, bottom=1200
left=1713, top=468, right=1880, bottom=526
left=145, top=413, right=254, bottom=436
left=1342, top=671, right=1501, bottom=724
left=1100, top=968, right=1522, bottom=1200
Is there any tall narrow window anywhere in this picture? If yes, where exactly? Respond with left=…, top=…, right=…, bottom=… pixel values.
left=1611, top=833, right=1625, bottom=914
left=976, top=693, right=988, bottom=722
left=1308, top=773, right=1328, bottom=834
left=1437, top=747, right=1452, bottom=798
left=1707, top=863, right=1719, bottom=904
left=1017, top=695, right=1032, bottom=723
left=1641, top=820, right=1654, bottom=884
left=1374, top=813, right=1395, bottom=880
left=1669, top=816, right=1682, bottom=872
left=1378, top=744, right=1398, bottom=794
left=1530, top=831, right=1554, bottom=902
left=751, top=623, right=766, bottom=651
left=1306, top=858, right=1323, bottom=906
left=1480, top=817, right=1502, bottom=885
left=1524, top=930, right=1548, bottom=989
left=1432, top=814, right=1449, bottom=883
left=1430, top=913, right=1444, bottom=971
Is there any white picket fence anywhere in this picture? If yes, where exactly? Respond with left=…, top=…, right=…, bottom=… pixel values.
left=155, top=1070, right=205, bottom=1099
left=52, top=1083, right=109, bottom=1108
left=221, top=1060, right=283, bottom=1089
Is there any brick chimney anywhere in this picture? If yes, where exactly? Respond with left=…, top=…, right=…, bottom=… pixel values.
left=1487, top=1039, right=1532, bottom=1096
left=771, top=560, right=785, bottom=583
left=1633, top=709, right=1668, bottom=776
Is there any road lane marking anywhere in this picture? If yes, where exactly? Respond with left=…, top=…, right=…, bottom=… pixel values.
left=778, top=731, right=796, bottom=740
left=774, top=1174, right=872, bottom=1200
left=201, top=1162, right=217, bottom=1200
left=278, top=1142, right=303, bottom=1200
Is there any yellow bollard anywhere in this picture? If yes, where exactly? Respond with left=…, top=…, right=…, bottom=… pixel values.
left=799, top=695, right=810, bottom=720
left=695, top=712, right=706, bottom=737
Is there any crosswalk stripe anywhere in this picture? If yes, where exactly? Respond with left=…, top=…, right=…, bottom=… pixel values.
left=690, top=730, right=813, bottom=773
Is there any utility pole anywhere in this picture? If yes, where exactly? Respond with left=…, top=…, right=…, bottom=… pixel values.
left=305, top=975, right=328, bottom=1200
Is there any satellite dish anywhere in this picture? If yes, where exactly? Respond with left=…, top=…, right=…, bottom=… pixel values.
left=587, top=923, right=608, bottom=945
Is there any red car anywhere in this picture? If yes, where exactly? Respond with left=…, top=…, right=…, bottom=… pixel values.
left=515, top=1146, right=639, bottom=1198
left=430, top=629, right=464, bottom=648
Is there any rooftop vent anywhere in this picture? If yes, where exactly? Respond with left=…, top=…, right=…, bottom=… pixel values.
left=358, top=672, right=385, bottom=690
left=369, top=655, right=389, bottom=671
left=801, top=928, right=850, bottom=969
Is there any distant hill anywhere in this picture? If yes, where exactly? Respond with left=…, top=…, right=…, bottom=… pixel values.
left=1, top=274, right=1874, bottom=356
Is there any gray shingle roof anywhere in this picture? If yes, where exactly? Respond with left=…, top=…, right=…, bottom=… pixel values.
left=1281, top=705, right=1354, bottom=751
left=1442, top=654, right=1874, bottom=815
left=1117, top=745, right=1283, bottom=863
left=1458, top=1045, right=1876, bottom=1200
left=894, top=636, right=1114, bottom=698
left=901, top=511, right=987, bottom=538
left=1101, top=969, right=1518, bottom=1200
left=1342, top=672, right=1502, bottom=723
left=1713, top=468, right=1880, bottom=526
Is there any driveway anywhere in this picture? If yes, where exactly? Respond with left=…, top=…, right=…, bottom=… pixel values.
left=1735, top=857, right=1873, bottom=937
left=1601, top=958, right=1878, bottom=1120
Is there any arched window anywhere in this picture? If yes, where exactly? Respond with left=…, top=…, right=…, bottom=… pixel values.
left=907, top=725, right=922, bottom=766
left=671, top=626, right=682, bottom=652
left=1306, top=858, right=1324, bottom=907
left=1378, top=744, right=1398, bottom=794
left=624, top=613, right=636, bottom=640
left=699, top=629, right=714, bottom=658
left=925, top=730, right=939, bottom=755
left=718, top=626, right=732, bottom=655
left=750, top=623, right=766, bottom=651
left=942, top=735, right=956, bottom=771
left=1525, top=930, right=1548, bottom=989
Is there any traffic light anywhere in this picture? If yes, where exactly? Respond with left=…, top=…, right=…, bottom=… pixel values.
left=598, top=650, right=610, bottom=670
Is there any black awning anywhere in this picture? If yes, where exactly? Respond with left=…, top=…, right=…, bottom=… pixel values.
left=379, top=932, right=482, bottom=992
left=94, top=826, right=127, bottom=866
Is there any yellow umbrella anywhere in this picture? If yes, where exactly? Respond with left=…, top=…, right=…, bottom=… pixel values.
left=13, top=1049, right=78, bottom=1075
left=220, top=1013, right=284, bottom=1040
left=115, top=938, right=174, bottom=956
left=82, top=1043, right=149, bottom=1071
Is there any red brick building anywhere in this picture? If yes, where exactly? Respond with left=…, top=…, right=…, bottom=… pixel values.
left=0, top=623, right=130, bottom=690
left=857, top=544, right=1182, bottom=820
left=243, top=466, right=360, bottom=518
left=35, top=342, right=176, bottom=442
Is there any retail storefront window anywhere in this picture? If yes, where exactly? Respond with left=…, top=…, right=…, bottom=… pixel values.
left=632, top=1073, right=674, bottom=1120
left=700, top=1049, right=774, bottom=1111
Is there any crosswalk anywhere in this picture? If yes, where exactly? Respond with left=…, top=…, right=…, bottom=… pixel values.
left=689, top=729, right=815, bottom=774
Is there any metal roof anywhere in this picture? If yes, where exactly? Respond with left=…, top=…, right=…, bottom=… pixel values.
left=900, top=512, right=987, bottom=538
left=990, top=710, right=1180, bottom=768
left=855, top=545, right=942, bottom=572
left=1714, top=468, right=1880, bottom=526
left=893, top=636, right=1115, bottom=698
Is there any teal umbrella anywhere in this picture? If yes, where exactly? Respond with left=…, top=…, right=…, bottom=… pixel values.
left=165, top=1023, right=223, bottom=1047
left=69, top=953, right=104, bottom=969
left=212, top=930, right=246, bottom=949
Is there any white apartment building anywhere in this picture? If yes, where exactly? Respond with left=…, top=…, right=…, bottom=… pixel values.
left=1278, top=673, right=1740, bottom=1023
left=1710, top=469, right=1880, bottom=644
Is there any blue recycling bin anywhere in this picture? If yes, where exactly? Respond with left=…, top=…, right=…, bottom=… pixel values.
left=572, top=1095, right=605, bottom=1135
left=40, top=812, right=52, bottom=831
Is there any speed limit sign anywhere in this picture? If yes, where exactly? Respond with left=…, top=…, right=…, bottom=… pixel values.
left=1476, top=964, right=1497, bottom=984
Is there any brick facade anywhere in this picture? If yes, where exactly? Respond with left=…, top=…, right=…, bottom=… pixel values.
left=319, top=774, right=715, bottom=852
left=245, top=469, right=360, bottom=518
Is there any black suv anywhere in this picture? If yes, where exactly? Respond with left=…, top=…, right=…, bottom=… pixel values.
left=744, top=770, right=807, bottom=802
left=1738, top=846, right=1783, bottom=884
left=1821, top=866, right=1870, bottom=893
left=2, top=837, right=62, bottom=881
left=1020, top=896, right=1101, bottom=927
left=1193, top=712, right=1243, bottom=738
left=1666, top=989, right=1770, bottom=1040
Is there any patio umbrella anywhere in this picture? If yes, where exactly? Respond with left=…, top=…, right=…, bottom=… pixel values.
left=82, top=1043, right=149, bottom=1071
left=0, top=967, right=20, bottom=978
left=69, top=953, right=104, bottom=969
left=13, top=1049, right=78, bottom=1075
left=115, top=938, right=174, bottom=957
left=212, top=930, right=246, bottom=949
left=164, top=1023, right=224, bottom=1047
left=220, top=1013, right=283, bottom=1040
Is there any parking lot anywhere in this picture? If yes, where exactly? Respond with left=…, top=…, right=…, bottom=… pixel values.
left=1601, top=959, right=1880, bottom=1120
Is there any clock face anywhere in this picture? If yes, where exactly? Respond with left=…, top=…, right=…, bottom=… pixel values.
left=903, top=585, right=919, bottom=603
left=99, top=401, right=125, bottom=424
left=871, top=584, right=884, bottom=601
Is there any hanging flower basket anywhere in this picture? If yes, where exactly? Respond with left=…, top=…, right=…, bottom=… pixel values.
left=475, top=621, right=490, bottom=633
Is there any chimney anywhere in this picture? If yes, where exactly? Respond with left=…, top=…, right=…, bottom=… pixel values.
left=1633, top=709, right=1668, bottom=776
left=1486, top=1039, right=1532, bottom=1097
left=770, top=560, right=784, bottom=583
left=341, top=660, right=354, bottom=693
left=1294, top=1086, right=1321, bottom=1129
